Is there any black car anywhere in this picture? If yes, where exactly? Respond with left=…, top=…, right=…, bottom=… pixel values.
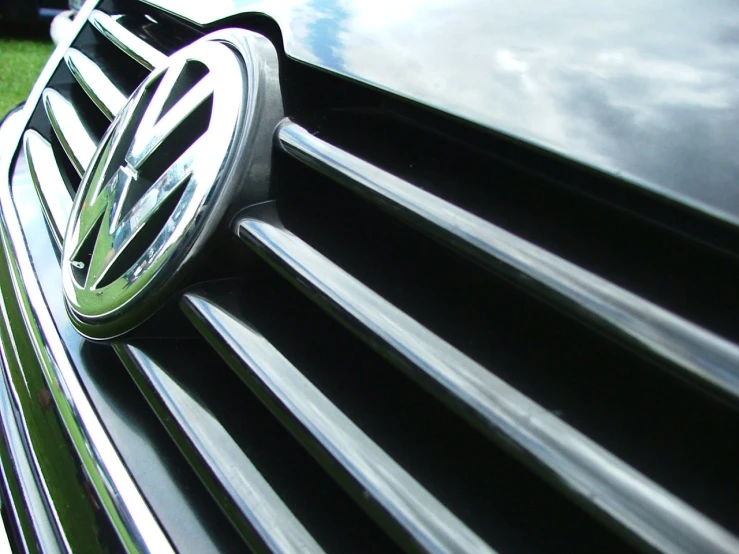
left=0, top=1, right=738, bottom=553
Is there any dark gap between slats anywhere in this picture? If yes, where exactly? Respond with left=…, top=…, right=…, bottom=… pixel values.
left=131, top=331, right=404, bottom=554
left=27, top=66, right=108, bottom=186
left=75, top=343, right=244, bottom=554
left=206, top=266, right=638, bottom=554
left=29, top=110, right=81, bottom=197
left=294, top=110, right=739, bottom=345
left=111, top=10, right=201, bottom=55
left=72, top=22, right=150, bottom=98
left=271, top=156, right=739, bottom=535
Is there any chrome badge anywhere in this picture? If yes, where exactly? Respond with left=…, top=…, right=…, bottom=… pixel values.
left=62, top=30, right=282, bottom=339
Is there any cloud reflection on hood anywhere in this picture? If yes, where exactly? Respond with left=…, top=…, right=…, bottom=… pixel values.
left=295, top=0, right=739, bottom=219
left=148, top=0, right=739, bottom=219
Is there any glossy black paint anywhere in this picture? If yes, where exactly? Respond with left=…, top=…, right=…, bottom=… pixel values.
left=144, top=0, right=739, bottom=228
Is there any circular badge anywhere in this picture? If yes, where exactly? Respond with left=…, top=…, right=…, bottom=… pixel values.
left=62, top=30, right=281, bottom=339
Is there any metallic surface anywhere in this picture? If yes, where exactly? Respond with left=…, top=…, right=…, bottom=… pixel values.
left=0, top=111, right=65, bottom=554
left=23, top=130, right=73, bottom=249
left=0, top=2, right=177, bottom=550
left=0, top=189, right=74, bottom=554
left=42, top=88, right=95, bottom=176
left=236, top=203, right=739, bottom=554
left=89, top=10, right=168, bottom=70
left=144, top=0, right=739, bottom=227
left=64, top=48, right=126, bottom=120
left=277, top=121, right=739, bottom=405
left=14, top=142, right=240, bottom=554
left=183, top=291, right=498, bottom=554
left=116, top=343, right=326, bottom=554
left=62, top=29, right=282, bottom=339
left=8, top=144, right=176, bottom=554
left=0, top=340, right=64, bottom=554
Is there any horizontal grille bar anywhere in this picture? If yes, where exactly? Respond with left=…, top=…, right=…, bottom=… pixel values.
left=236, top=202, right=739, bottom=554
left=183, top=291, right=498, bottom=554
left=42, top=88, right=95, bottom=176
left=64, top=48, right=126, bottom=120
left=22, top=131, right=73, bottom=249
left=116, top=343, right=325, bottom=554
left=277, top=121, right=739, bottom=406
left=89, top=10, right=167, bottom=70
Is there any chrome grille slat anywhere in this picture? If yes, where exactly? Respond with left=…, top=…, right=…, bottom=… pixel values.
left=115, top=343, right=326, bottom=554
left=90, top=10, right=168, bottom=70
left=64, top=48, right=127, bottom=120
left=22, top=131, right=73, bottom=249
left=41, top=89, right=95, bottom=176
left=235, top=203, right=739, bottom=554
left=277, top=122, right=739, bottom=407
left=182, top=292, right=498, bottom=554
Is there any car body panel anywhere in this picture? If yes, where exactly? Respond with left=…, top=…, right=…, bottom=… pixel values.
left=143, top=0, right=739, bottom=226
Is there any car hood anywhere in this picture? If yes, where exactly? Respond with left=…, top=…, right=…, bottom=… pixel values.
left=144, top=0, right=739, bottom=224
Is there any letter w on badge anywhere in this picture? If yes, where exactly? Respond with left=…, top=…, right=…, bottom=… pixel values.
left=67, top=57, right=214, bottom=290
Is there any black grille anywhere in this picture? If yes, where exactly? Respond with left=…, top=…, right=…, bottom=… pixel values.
left=13, top=2, right=739, bottom=553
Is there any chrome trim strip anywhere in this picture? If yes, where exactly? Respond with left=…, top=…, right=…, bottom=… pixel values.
left=64, top=48, right=126, bottom=120
left=236, top=204, right=739, bottom=554
left=277, top=121, right=739, bottom=406
left=117, top=343, right=326, bottom=554
left=0, top=357, right=64, bottom=554
left=0, top=2, right=176, bottom=551
left=90, top=10, right=167, bottom=70
left=183, top=292, right=497, bottom=554
left=23, top=130, right=73, bottom=249
left=0, top=182, right=175, bottom=554
left=42, top=88, right=95, bottom=176
left=0, top=109, right=48, bottom=554
left=0, top=126, right=67, bottom=550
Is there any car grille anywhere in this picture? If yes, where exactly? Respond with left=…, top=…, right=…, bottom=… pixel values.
left=6, top=1, right=739, bottom=553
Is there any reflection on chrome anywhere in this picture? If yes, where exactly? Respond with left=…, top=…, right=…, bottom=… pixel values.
left=61, top=30, right=282, bottom=340
left=0, top=14, right=176, bottom=547
left=277, top=121, right=739, bottom=406
left=117, top=343, right=326, bottom=554
left=184, top=292, right=498, bottom=554
left=23, top=130, right=73, bottom=249
left=237, top=203, right=739, bottom=554
left=42, top=88, right=96, bottom=176
left=90, top=10, right=168, bottom=70
left=65, top=48, right=127, bottom=120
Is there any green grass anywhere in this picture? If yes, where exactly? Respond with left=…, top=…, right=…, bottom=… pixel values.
left=0, top=39, right=54, bottom=117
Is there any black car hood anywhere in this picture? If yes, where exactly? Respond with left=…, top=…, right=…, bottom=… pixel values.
left=144, top=0, right=739, bottom=225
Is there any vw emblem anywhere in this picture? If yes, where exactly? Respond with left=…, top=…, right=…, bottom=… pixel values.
left=62, top=30, right=282, bottom=339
